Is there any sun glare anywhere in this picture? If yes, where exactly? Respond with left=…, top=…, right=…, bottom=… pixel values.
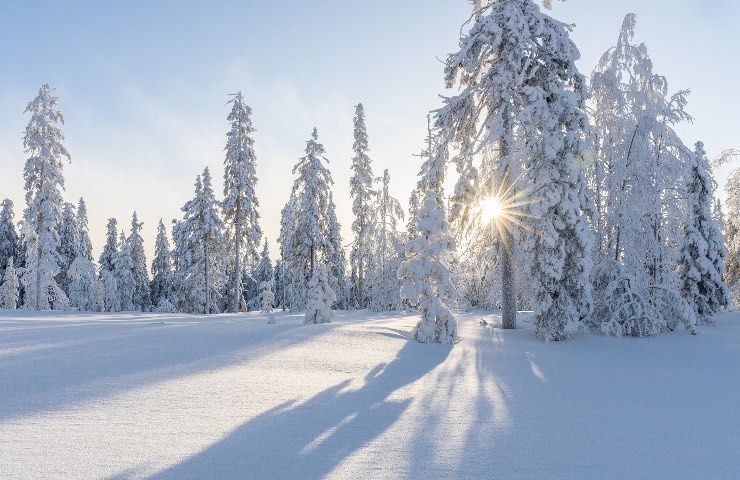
left=481, top=196, right=504, bottom=222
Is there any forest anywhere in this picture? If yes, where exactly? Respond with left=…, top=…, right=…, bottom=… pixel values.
left=0, top=4, right=737, bottom=345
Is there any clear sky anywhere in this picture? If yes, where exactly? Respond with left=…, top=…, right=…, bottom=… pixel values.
left=1, top=0, right=738, bottom=262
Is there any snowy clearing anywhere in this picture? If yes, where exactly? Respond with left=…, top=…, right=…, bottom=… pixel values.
left=1, top=309, right=738, bottom=479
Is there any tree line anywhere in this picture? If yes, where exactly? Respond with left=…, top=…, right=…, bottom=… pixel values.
left=0, top=1, right=735, bottom=345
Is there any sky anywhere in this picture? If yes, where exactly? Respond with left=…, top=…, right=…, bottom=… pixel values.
left=1, top=0, right=739, bottom=262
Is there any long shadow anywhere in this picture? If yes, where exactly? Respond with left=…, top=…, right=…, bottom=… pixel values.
left=150, top=341, right=451, bottom=480
left=0, top=312, right=332, bottom=422
left=403, top=316, right=548, bottom=478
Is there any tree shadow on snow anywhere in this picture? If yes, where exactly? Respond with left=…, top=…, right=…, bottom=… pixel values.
left=150, top=341, right=451, bottom=480
left=0, top=312, right=330, bottom=422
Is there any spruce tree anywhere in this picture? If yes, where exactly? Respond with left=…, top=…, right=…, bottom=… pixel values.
left=678, top=142, right=730, bottom=322
left=349, top=103, right=376, bottom=309
left=57, top=202, right=80, bottom=294
left=20, top=83, right=69, bottom=310
left=437, top=0, right=594, bottom=340
left=368, top=169, right=405, bottom=311
left=66, top=198, right=99, bottom=311
left=68, top=256, right=100, bottom=311
left=179, top=168, right=227, bottom=314
left=254, top=240, right=273, bottom=286
left=100, top=269, right=120, bottom=312
left=398, top=133, right=457, bottom=344
left=76, top=198, right=93, bottom=262
left=273, top=259, right=290, bottom=311
left=128, top=212, right=151, bottom=310
left=281, top=128, right=335, bottom=310
left=260, top=279, right=275, bottom=314
left=327, top=192, right=349, bottom=309
left=0, top=257, right=19, bottom=309
left=223, top=92, right=262, bottom=312
left=0, top=199, right=20, bottom=275
left=150, top=219, right=173, bottom=308
left=99, top=218, right=118, bottom=274
left=305, top=265, right=336, bottom=324
left=113, top=232, right=135, bottom=311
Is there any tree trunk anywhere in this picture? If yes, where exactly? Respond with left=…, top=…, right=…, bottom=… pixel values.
left=309, top=244, right=315, bottom=279
left=233, top=221, right=242, bottom=313
left=204, top=242, right=210, bottom=315
left=501, top=228, right=517, bottom=329
left=358, top=254, right=364, bottom=309
left=500, top=109, right=517, bottom=329
left=36, top=211, right=42, bottom=310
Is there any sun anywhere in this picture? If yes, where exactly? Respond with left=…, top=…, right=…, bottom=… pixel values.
left=481, top=196, right=504, bottom=222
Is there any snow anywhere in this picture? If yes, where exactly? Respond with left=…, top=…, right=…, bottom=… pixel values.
left=1, top=309, right=738, bottom=479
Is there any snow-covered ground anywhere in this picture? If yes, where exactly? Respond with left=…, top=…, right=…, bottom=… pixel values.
left=0, top=309, right=737, bottom=479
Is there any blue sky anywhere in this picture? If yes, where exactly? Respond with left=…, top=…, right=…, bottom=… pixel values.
left=1, top=0, right=738, bottom=260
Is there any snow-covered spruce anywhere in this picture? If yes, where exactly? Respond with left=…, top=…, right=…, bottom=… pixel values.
left=57, top=201, right=80, bottom=295
left=304, top=265, right=336, bottom=324
left=280, top=128, right=336, bottom=311
left=20, top=83, right=70, bottom=310
left=245, top=240, right=274, bottom=311
left=150, top=219, right=173, bottom=308
left=100, top=269, right=120, bottom=312
left=399, top=189, right=457, bottom=343
left=222, top=92, right=261, bottom=313
left=399, top=132, right=457, bottom=344
left=67, top=256, right=101, bottom=312
left=113, top=232, right=135, bottom=311
left=128, top=212, right=151, bottom=311
left=349, top=103, right=376, bottom=309
left=76, top=198, right=93, bottom=262
left=175, top=168, right=228, bottom=314
left=99, top=218, right=118, bottom=274
left=260, top=279, right=275, bottom=313
left=272, top=260, right=290, bottom=311
left=367, top=169, right=405, bottom=311
left=437, top=0, right=594, bottom=340
left=0, top=199, right=20, bottom=276
left=0, top=257, right=19, bottom=309
left=326, top=192, right=349, bottom=309
left=65, top=199, right=99, bottom=311
left=678, top=142, right=730, bottom=322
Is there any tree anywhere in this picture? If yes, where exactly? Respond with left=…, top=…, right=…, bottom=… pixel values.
left=0, top=199, right=20, bottom=275
left=586, top=13, right=696, bottom=337
left=128, top=212, right=151, bottom=310
left=76, top=198, right=93, bottom=261
left=305, top=265, right=336, bottom=324
left=327, top=192, right=349, bottom=309
left=222, top=92, right=262, bottom=312
left=57, top=201, right=80, bottom=294
left=66, top=198, right=99, bottom=312
left=368, top=169, right=405, bottom=311
left=349, top=103, right=376, bottom=309
left=281, top=128, right=335, bottom=311
left=20, top=83, right=69, bottom=310
left=150, top=219, right=173, bottom=308
left=678, top=142, right=730, bottom=322
left=437, top=0, right=594, bottom=340
left=113, top=232, right=135, bottom=311
left=177, top=168, right=228, bottom=314
left=67, top=256, right=101, bottom=311
left=261, top=280, right=275, bottom=313
left=273, top=259, right=289, bottom=311
left=254, top=240, right=273, bottom=286
left=398, top=131, right=457, bottom=344
left=100, top=269, right=120, bottom=312
left=99, top=218, right=118, bottom=274
left=0, top=257, right=19, bottom=309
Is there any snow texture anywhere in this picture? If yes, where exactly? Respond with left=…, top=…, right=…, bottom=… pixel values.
left=0, top=309, right=737, bottom=479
